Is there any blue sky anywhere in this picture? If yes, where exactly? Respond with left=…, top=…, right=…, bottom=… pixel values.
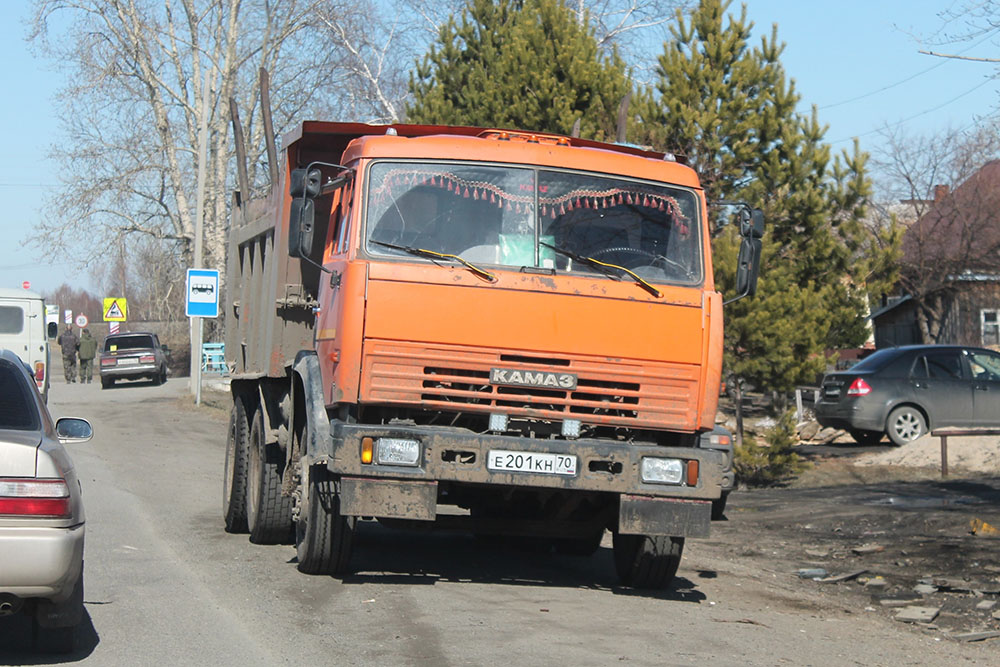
left=1, top=0, right=997, bottom=295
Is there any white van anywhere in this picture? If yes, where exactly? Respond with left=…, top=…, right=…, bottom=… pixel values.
left=0, top=288, right=52, bottom=401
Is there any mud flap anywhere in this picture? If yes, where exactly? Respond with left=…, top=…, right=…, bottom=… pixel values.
left=618, top=494, right=711, bottom=538
left=339, top=477, right=438, bottom=521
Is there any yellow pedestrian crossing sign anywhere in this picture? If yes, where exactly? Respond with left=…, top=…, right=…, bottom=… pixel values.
left=103, top=298, right=127, bottom=322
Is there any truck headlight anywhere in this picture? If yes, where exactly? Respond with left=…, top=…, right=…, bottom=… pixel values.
left=640, top=457, right=684, bottom=485
left=376, top=438, right=422, bottom=466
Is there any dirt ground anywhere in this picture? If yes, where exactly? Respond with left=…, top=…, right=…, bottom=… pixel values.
left=710, top=432, right=1000, bottom=642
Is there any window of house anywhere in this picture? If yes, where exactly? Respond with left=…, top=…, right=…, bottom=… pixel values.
left=982, top=309, right=999, bottom=346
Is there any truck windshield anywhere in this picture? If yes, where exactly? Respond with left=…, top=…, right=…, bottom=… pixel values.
left=364, top=161, right=702, bottom=285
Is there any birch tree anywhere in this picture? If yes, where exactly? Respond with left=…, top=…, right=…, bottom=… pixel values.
left=28, top=0, right=339, bottom=287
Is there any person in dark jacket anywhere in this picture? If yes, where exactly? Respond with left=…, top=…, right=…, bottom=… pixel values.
left=57, top=325, right=79, bottom=383
left=77, top=328, right=98, bottom=383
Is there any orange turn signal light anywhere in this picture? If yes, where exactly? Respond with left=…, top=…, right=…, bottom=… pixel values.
left=361, top=437, right=374, bottom=464
left=686, top=460, right=699, bottom=487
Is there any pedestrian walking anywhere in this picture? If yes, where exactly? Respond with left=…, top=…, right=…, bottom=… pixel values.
left=78, top=328, right=98, bottom=384
left=58, top=324, right=79, bottom=383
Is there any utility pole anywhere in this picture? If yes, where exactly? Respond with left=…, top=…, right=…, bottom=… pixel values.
left=189, top=67, right=211, bottom=405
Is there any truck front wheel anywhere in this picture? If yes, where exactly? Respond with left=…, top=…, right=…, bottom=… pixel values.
left=223, top=399, right=250, bottom=533
left=246, top=411, right=294, bottom=544
left=296, top=465, right=355, bottom=575
left=613, top=533, right=684, bottom=589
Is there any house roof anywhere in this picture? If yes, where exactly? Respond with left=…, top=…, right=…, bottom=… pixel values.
left=900, top=160, right=1000, bottom=272
left=868, top=295, right=912, bottom=321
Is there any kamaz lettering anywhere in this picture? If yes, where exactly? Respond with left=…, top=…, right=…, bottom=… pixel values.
left=489, top=368, right=577, bottom=390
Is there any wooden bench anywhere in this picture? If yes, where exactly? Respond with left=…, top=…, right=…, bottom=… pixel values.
left=929, top=427, right=1000, bottom=477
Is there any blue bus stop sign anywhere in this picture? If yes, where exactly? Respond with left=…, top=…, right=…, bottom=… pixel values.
left=186, top=269, right=220, bottom=318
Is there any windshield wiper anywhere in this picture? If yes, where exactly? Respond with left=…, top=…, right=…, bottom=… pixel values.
left=540, top=242, right=662, bottom=298
left=370, top=240, right=497, bottom=282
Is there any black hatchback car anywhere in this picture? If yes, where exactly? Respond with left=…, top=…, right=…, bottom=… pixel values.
left=815, top=344, right=1000, bottom=446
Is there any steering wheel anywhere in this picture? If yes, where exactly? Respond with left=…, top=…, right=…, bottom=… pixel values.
left=590, top=247, right=688, bottom=276
left=590, top=247, right=658, bottom=265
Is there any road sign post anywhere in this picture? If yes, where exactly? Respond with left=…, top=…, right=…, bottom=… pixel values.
left=186, top=269, right=220, bottom=405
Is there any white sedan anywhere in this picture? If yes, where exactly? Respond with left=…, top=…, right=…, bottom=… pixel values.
left=0, top=348, right=92, bottom=653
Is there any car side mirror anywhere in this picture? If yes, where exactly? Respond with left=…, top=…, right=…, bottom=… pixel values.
left=47, top=322, right=58, bottom=339
left=56, top=417, right=93, bottom=443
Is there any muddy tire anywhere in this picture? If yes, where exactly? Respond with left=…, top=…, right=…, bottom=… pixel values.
left=711, top=491, right=730, bottom=521
left=886, top=406, right=926, bottom=447
left=32, top=569, right=83, bottom=654
left=32, top=623, right=75, bottom=654
left=296, top=465, right=355, bottom=575
left=223, top=398, right=251, bottom=533
left=613, top=533, right=684, bottom=588
left=246, top=410, right=294, bottom=544
left=101, top=377, right=112, bottom=389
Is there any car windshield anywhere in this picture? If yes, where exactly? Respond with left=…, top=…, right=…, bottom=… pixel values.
left=106, top=335, right=154, bottom=352
left=0, top=361, right=40, bottom=430
left=364, top=161, right=702, bottom=285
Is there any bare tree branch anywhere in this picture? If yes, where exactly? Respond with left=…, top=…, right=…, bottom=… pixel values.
left=919, top=49, right=1000, bottom=62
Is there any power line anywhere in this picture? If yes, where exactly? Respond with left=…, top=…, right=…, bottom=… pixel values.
left=819, top=28, right=1000, bottom=111
left=829, top=75, right=998, bottom=145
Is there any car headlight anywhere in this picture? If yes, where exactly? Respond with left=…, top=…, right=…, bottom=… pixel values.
left=375, top=438, right=422, bottom=466
left=640, top=457, right=684, bottom=485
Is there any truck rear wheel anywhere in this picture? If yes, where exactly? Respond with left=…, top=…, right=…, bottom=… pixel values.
left=246, top=411, right=294, bottom=544
left=296, top=465, right=355, bottom=575
left=613, top=533, right=684, bottom=589
left=223, top=399, right=250, bottom=533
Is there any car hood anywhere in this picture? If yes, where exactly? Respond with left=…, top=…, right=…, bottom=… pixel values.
left=0, top=428, right=41, bottom=477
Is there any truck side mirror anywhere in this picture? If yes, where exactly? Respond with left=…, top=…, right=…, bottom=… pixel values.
left=739, top=208, right=764, bottom=239
left=288, top=198, right=315, bottom=259
left=289, top=168, right=321, bottom=198
left=736, top=237, right=762, bottom=297
left=47, top=322, right=57, bottom=339
left=749, top=209, right=764, bottom=238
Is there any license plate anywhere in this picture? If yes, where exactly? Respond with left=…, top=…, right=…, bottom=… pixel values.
left=487, top=450, right=577, bottom=476
left=117, top=358, right=139, bottom=365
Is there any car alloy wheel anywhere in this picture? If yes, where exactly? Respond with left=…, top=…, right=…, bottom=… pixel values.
left=887, top=406, right=926, bottom=446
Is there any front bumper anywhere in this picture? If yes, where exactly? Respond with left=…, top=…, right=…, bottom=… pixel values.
left=0, top=523, right=84, bottom=602
left=326, top=422, right=724, bottom=498
left=320, top=423, right=723, bottom=538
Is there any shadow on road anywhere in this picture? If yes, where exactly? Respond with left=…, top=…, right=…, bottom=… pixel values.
left=0, top=607, right=99, bottom=664
left=317, top=523, right=707, bottom=603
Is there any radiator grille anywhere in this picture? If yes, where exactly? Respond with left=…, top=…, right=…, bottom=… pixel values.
left=364, top=341, right=700, bottom=429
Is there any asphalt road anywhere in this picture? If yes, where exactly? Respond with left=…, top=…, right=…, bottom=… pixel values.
left=0, top=370, right=994, bottom=665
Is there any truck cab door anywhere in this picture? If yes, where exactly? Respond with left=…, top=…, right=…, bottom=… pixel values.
left=315, top=183, right=354, bottom=405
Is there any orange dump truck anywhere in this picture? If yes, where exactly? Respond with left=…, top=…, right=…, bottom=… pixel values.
left=222, top=121, right=762, bottom=588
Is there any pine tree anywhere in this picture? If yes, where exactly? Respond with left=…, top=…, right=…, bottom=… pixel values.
left=634, top=0, right=899, bottom=437
left=407, top=0, right=631, bottom=140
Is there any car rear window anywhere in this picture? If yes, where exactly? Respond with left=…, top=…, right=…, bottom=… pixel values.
left=105, top=335, right=154, bottom=351
left=0, top=306, right=25, bottom=335
left=849, top=348, right=903, bottom=372
left=0, top=361, right=40, bottom=430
